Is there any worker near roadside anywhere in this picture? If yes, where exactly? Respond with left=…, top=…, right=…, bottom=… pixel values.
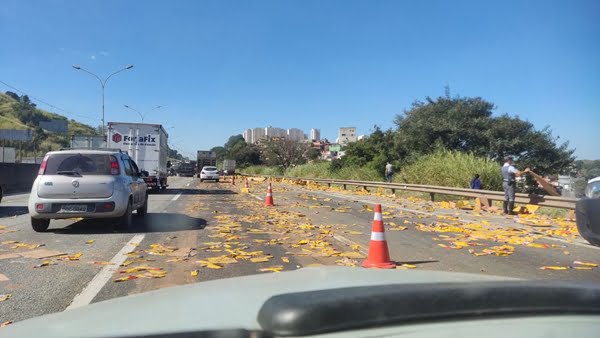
left=501, top=156, right=529, bottom=215
left=385, top=162, right=394, bottom=183
left=470, top=174, right=482, bottom=190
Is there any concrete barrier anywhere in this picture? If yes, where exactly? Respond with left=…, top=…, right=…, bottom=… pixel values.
left=0, top=163, right=39, bottom=195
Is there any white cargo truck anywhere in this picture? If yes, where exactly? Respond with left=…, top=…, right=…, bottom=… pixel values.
left=222, top=159, right=236, bottom=175
left=106, top=122, right=169, bottom=191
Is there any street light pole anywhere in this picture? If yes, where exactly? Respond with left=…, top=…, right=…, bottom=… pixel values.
left=72, top=64, right=134, bottom=136
left=123, top=105, right=144, bottom=122
left=123, top=104, right=162, bottom=123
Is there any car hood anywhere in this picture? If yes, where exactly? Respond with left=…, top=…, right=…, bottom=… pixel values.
left=3, top=266, right=514, bottom=338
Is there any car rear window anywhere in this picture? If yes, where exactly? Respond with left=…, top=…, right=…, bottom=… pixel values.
left=45, top=153, right=113, bottom=175
left=204, top=166, right=217, bottom=171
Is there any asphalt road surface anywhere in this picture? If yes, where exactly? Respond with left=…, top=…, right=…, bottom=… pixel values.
left=1, top=176, right=599, bottom=325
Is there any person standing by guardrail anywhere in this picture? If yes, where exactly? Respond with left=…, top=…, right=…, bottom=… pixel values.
left=385, top=162, right=394, bottom=183
left=501, top=156, right=529, bottom=215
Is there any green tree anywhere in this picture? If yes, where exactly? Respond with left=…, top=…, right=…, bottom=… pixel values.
left=306, top=148, right=321, bottom=161
left=394, top=96, right=493, bottom=157
left=342, top=126, right=396, bottom=177
left=262, top=139, right=308, bottom=168
left=235, top=144, right=262, bottom=167
left=13, top=95, right=48, bottom=126
left=574, top=160, right=600, bottom=180
left=212, top=135, right=262, bottom=167
left=394, top=95, right=575, bottom=175
left=210, top=146, right=227, bottom=162
left=5, top=91, right=20, bottom=101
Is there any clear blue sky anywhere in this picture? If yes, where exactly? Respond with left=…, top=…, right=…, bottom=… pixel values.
left=1, top=0, right=598, bottom=159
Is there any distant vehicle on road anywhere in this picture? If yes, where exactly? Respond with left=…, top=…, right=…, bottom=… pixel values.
left=222, top=159, right=236, bottom=175
left=200, top=166, right=220, bottom=182
left=28, top=149, right=148, bottom=232
left=177, top=161, right=196, bottom=177
left=106, top=122, right=169, bottom=191
left=197, top=150, right=217, bottom=178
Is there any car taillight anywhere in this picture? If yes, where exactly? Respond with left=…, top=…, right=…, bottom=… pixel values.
left=38, top=155, right=49, bottom=175
left=110, top=156, right=120, bottom=175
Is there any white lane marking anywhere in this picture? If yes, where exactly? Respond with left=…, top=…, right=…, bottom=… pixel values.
left=244, top=189, right=369, bottom=254
left=65, top=177, right=190, bottom=310
left=333, top=234, right=368, bottom=256
left=65, top=234, right=145, bottom=310
left=186, top=183, right=191, bottom=187
left=171, top=193, right=182, bottom=201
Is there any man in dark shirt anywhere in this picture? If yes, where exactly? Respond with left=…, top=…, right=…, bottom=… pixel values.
left=470, top=174, right=482, bottom=190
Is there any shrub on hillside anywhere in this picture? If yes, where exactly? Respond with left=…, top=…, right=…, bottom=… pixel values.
left=395, top=150, right=502, bottom=190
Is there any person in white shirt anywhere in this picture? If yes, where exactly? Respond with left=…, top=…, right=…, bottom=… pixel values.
left=501, top=156, right=529, bottom=215
left=385, top=162, right=394, bottom=183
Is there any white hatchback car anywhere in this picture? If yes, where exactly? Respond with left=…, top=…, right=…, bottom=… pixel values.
left=199, top=166, right=220, bottom=182
left=28, top=149, right=148, bottom=232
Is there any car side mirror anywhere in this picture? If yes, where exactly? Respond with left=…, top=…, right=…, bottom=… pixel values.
left=575, top=198, right=600, bottom=247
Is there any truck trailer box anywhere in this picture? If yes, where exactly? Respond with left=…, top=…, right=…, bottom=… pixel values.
left=106, top=122, right=169, bottom=190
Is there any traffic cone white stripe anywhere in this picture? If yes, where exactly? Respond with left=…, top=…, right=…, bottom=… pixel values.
left=370, top=232, right=386, bottom=241
left=373, top=213, right=382, bottom=221
left=267, top=192, right=272, bottom=196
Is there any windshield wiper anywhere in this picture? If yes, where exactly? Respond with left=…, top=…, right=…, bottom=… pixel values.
left=56, top=171, right=82, bottom=176
left=258, top=281, right=600, bottom=336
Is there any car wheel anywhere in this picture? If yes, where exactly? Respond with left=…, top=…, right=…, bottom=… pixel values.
left=137, top=194, right=148, bottom=217
left=0, top=186, right=3, bottom=203
left=216, top=179, right=220, bottom=183
left=200, top=179, right=203, bottom=182
left=118, top=200, right=133, bottom=229
left=31, top=218, right=50, bottom=232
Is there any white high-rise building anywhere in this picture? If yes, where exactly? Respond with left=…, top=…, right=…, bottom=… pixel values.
left=265, top=126, right=286, bottom=138
left=310, top=128, right=320, bottom=141
left=253, top=127, right=266, bottom=143
left=242, top=126, right=310, bottom=143
left=338, top=127, right=357, bottom=145
left=243, top=129, right=253, bottom=144
left=287, top=128, right=305, bottom=142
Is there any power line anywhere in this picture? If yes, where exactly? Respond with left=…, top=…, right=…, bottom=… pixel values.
left=0, top=80, right=99, bottom=122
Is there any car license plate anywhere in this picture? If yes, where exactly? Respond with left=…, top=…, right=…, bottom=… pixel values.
left=60, top=204, right=87, bottom=213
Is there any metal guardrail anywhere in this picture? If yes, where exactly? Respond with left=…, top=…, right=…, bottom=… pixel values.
left=241, top=174, right=577, bottom=210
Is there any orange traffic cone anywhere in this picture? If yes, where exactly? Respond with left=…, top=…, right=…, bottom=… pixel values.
left=232, top=176, right=235, bottom=185
left=362, top=204, right=395, bottom=269
left=245, top=179, right=249, bottom=189
left=265, top=183, right=274, bottom=206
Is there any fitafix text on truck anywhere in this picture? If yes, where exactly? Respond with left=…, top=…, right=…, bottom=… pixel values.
left=107, top=122, right=169, bottom=191
left=196, top=151, right=217, bottom=178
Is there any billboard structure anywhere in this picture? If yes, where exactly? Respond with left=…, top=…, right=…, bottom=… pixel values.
left=0, top=129, right=33, bottom=141
left=39, top=120, right=68, bottom=133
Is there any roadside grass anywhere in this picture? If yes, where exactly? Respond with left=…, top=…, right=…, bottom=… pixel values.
left=395, top=150, right=503, bottom=191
